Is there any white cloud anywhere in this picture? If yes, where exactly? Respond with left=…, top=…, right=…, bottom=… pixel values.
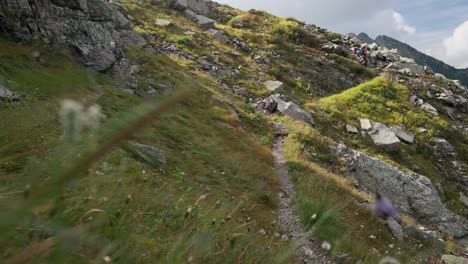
left=443, top=20, right=468, bottom=68
left=392, top=11, right=416, bottom=34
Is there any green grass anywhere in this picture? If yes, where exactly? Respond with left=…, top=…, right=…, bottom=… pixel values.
left=0, top=37, right=294, bottom=263
left=318, top=77, right=448, bottom=136
left=329, top=54, right=377, bottom=79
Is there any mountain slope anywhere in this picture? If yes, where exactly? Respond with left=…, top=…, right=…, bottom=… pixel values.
left=356, top=33, right=468, bottom=86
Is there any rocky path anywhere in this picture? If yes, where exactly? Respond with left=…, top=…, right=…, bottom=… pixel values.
left=272, top=123, right=332, bottom=264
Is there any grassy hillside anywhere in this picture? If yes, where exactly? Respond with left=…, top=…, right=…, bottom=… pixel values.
left=1, top=0, right=466, bottom=262
left=0, top=37, right=294, bottom=263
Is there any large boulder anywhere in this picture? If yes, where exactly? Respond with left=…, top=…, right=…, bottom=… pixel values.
left=336, top=144, right=468, bottom=237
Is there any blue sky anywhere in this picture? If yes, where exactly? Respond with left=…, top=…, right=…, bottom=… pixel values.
left=214, top=0, right=468, bottom=69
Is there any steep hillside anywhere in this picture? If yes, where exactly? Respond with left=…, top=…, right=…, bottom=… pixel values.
left=0, top=0, right=467, bottom=263
left=355, top=33, right=468, bottom=86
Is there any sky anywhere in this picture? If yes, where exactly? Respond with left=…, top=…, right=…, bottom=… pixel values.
left=213, top=0, right=468, bottom=69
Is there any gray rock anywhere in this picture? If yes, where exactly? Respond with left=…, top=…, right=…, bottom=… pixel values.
left=321, top=44, right=347, bottom=57
left=154, top=19, right=172, bottom=27
left=233, top=88, right=249, bottom=97
left=346, top=124, right=359, bottom=134
left=441, top=255, right=468, bottom=264
left=386, top=218, right=404, bottom=241
left=1, top=0, right=133, bottom=72
left=123, top=141, right=167, bottom=171
left=460, top=193, right=468, bottom=208
left=205, top=29, right=228, bottom=43
left=336, top=144, right=468, bottom=237
left=256, top=96, right=278, bottom=113
left=185, top=10, right=215, bottom=29
left=368, top=43, right=378, bottom=50
left=264, top=80, right=283, bottom=93
left=272, top=95, right=315, bottom=126
left=230, top=17, right=244, bottom=28
left=360, top=118, right=373, bottom=131
left=118, top=30, right=148, bottom=48
left=0, top=86, right=19, bottom=101
left=432, top=138, right=456, bottom=157
left=172, top=0, right=210, bottom=16
left=390, top=127, right=414, bottom=144
left=369, top=123, right=400, bottom=152
left=420, top=103, right=438, bottom=115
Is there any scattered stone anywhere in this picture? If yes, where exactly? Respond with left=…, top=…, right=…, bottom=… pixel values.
left=230, top=17, right=244, bottom=28
left=233, top=87, right=249, bottom=97
left=346, top=124, right=359, bottom=134
left=256, top=97, right=278, bottom=113
left=259, top=229, right=266, bottom=235
left=205, top=29, right=228, bottom=43
left=432, top=138, right=456, bottom=157
left=272, top=95, right=315, bottom=126
left=360, top=118, right=373, bottom=131
left=386, top=218, right=404, bottom=241
left=172, top=0, right=210, bottom=16
left=420, top=103, right=438, bottom=115
left=441, top=255, right=468, bottom=264
left=321, top=44, right=347, bottom=57
left=370, top=123, right=400, bottom=152
left=263, top=80, right=283, bottom=93
left=154, top=19, right=172, bottom=27
left=0, top=85, right=19, bottom=101
left=122, top=141, right=168, bottom=172
left=390, top=127, right=414, bottom=144
left=378, top=256, right=401, bottom=264
left=185, top=10, right=215, bottom=29
left=227, top=51, right=241, bottom=58
left=31, top=51, right=41, bottom=60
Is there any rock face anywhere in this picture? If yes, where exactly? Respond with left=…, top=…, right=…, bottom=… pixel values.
left=264, top=80, right=284, bottom=93
left=123, top=141, right=168, bottom=172
left=336, top=144, right=468, bottom=238
left=432, top=138, right=457, bottom=157
left=0, top=0, right=143, bottom=72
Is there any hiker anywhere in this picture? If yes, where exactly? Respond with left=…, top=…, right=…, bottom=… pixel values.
left=358, top=46, right=369, bottom=65
left=372, top=192, right=397, bottom=220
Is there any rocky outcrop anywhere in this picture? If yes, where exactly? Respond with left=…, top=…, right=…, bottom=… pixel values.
left=0, top=0, right=147, bottom=72
left=336, top=144, right=468, bottom=237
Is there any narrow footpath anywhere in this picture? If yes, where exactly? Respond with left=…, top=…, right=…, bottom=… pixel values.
left=272, top=123, right=332, bottom=264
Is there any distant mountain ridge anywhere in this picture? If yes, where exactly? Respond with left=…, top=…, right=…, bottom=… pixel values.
left=355, top=33, right=468, bottom=86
